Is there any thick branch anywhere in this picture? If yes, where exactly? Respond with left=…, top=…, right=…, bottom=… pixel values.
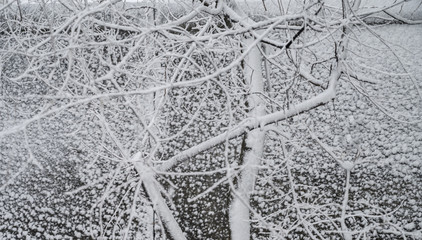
left=383, top=10, right=422, bottom=25
left=157, top=66, right=341, bottom=172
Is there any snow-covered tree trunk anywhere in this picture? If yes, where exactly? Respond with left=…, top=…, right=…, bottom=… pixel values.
left=142, top=177, right=187, bottom=240
left=133, top=157, right=187, bottom=240
left=229, top=33, right=266, bottom=240
left=1, top=0, right=421, bottom=238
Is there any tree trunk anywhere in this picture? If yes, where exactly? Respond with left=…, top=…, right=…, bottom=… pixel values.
left=229, top=35, right=266, bottom=240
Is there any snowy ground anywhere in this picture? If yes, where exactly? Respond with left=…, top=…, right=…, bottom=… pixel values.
left=289, top=23, right=422, bottom=238
left=0, top=23, right=422, bottom=239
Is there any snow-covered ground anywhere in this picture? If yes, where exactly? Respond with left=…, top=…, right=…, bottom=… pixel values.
left=291, top=23, right=422, bottom=238
left=0, top=21, right=421, bottom=240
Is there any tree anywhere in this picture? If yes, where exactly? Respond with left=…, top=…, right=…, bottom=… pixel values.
left=1, top=0, right=421, bottom=239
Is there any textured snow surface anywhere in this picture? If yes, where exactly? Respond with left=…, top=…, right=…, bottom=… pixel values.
left=1, top=22, right=422, bottom=240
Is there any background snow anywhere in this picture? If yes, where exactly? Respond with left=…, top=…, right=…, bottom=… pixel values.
left=0, top=1, right=421, bottom=239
